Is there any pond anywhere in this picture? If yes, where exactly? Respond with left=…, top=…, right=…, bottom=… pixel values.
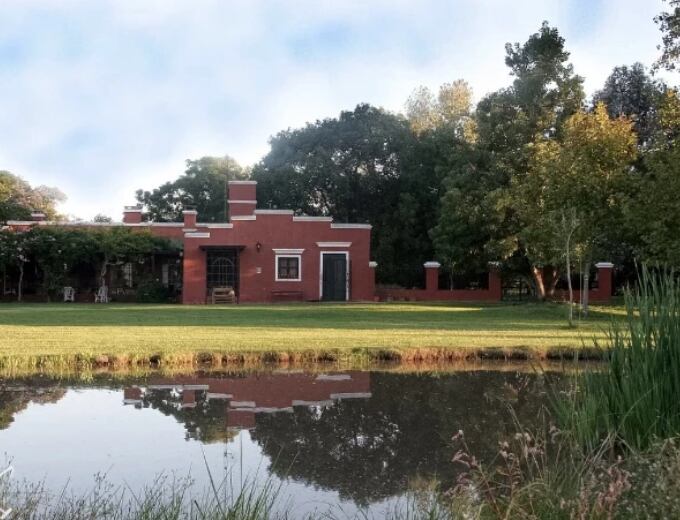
left=0, top=366, right=561, bottom=518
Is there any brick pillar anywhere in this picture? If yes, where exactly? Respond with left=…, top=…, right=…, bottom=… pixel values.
left=369, top=261, right=378, bottom=301
left=424, top=262, right=441, bottom=293
left=488, top=262, right=502, bottom=301
left=183, top=209, right=197, bottom=229
left=123, top=205, right=143, bottom=224
left=228, top=181, right=257, bottom=220
left=595, top=262, right=614, bottom=302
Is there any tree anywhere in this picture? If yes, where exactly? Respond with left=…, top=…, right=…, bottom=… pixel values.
left=593, top=63, right=665, bottom=147
left=472, top=22, right=585, bottom=296
left=136, top=156, right=246, bottom=222
left=254, top=104, right=426, bottom=285
left=514, top=104, right=638, bottom=314
left=0, top=230, right=29, bottom=302
left=628, top=90, right=680, bottom=266
left=654, top=0, right=680, bottom=72
left=405, top=80, right=477, bottom=141
left=0, top=171, right=65, bottom=223
left=93, top=214, right=113, bottom=223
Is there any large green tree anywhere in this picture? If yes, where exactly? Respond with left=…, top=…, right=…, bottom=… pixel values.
left=254, top=104, right=435, bottom=286
left=593, top=63, right=665, bottom=147
left=136, top=156, right=246, bottom=222
left=514, top=104, right=638, bottom=311
left=0, top=171, right=65, bottom=223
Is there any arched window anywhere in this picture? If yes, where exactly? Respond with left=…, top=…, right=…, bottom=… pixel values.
left=207, top=256, right=236, bottom=289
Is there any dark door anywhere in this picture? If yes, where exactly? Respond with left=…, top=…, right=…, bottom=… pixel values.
left=322, top=254, right=347, bottom=301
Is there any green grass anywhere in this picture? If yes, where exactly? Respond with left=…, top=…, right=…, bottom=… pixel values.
left=0, top=301, right=623, bottom=368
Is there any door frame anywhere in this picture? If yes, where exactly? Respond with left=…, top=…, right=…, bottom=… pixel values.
left=319, top=251, right=349, bottom=301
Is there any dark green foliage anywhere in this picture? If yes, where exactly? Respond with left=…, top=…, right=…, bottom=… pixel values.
left=136, top=156, right=246, bottom=222
left=654, top=0, right=680, bottom=72
left=135, top=279, right=172, bottom=303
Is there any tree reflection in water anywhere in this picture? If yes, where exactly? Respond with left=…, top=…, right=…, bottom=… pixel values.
left=250, top=372, right=553, bottom=505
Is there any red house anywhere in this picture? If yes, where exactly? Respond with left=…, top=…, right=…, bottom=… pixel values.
left=8, top=180, right=376, bottom=304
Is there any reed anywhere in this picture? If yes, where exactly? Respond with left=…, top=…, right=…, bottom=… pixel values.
left=554, top=267, right=680, bottom=450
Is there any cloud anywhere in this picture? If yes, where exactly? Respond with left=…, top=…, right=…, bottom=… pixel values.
left=0, top=0, right=673, bottom=219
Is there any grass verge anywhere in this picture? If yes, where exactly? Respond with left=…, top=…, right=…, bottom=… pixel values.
left=0, top=301, right=622, bottom=369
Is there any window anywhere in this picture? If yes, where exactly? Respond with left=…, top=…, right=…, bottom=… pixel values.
left=276, top=255, right=301, bottom=281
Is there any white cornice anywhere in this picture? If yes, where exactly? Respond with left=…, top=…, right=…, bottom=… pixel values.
left=230, top=215, right=256, bottom=221
left=293, top=216, right=333, bottom=222
left=227, top=199, right=257, bottom=204
left=273, top=248, right=305, bottom=254
left=199, top=223, right=234, bottom=228
left=185, top=232, right=210, bottom=238
left=316, top=241, right=351, bottom=248
left=254, top=209, right=294, bottom=215
left=330, top=223, right=372, bottom=229
left=423, top=261, right=441, bottom=268
left=228, top=180, right=257, bottom=185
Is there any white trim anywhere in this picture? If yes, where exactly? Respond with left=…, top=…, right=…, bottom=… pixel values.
left=185, top=232, right=210, bottom=238
left=272, top=248, right=305, bottom=254
left=316, top=241, right=352, bottom=248
left=150, top=222, right=184, bottom=227
left=123, top=223, right=149, bottom=227
left=293, top=216, right=333, bottom=222
left=230, top=215, right=256, bottom=221
left=331, top=392, right=372, bottom=400
left=254, top=209, right=294, bottom=215
left=227, top=199, right=257, bottom=204
left=183, top=228, right=197, bottom=233
left=319, top=251, right=350, bottom=301
left=182, top=210, right=198, bottom=215
left=200, top=223, right=234, bottom=229
left=7, top=220, right=39, bottom=225
left=123, top=208, right=143, bottom=213
left=595, top=262, right=614, bottom=269
left=275, top=253, right=302, bottom=282
left=228, top=180, right=257, bottom=185
left=369, top=261, right=378, bottom=268
left=423, top=261, right=441, bottom=268
left=330, top=223, right=372, bottom=229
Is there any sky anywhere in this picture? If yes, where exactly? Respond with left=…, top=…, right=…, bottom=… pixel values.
left=0, top=0, right=674, bottom=220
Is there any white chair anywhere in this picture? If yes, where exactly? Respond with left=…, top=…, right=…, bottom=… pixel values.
left=94, top=285, right=109, bottom=303
left=63, top=286, right=75, bottom=302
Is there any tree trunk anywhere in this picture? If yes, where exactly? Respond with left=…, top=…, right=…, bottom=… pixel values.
left=582, top=261, right=590, bottom=318
left=566, top=240, right=573, bottom=327
left=531, top=266, right=546, bottom=300
left=547, top=266, right=560, bottom=298
left=17, top=263, right=24, bottom=303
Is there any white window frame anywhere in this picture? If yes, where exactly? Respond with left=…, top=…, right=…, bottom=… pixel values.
left=275, top=254, right=302, bottom=282
left=319, top=251, right=350, bottom=301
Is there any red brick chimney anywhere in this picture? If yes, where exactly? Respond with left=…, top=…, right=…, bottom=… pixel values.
left=123, top=205, right=143, bottom=224
left=228, top=181, right=257, bottom=220
left=183, top=208, right=197, bottom=228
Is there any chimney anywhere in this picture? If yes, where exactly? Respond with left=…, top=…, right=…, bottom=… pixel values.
left=123, top=205, right=143, bottom=224
left=183, top=208, right=197, bottom=228
left=30, top=211, right=46, bottom=222
left=228, top=181, right=257, bottom=220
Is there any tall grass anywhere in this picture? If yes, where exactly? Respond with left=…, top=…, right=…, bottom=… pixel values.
left=555, top=267, right=680, bottom=450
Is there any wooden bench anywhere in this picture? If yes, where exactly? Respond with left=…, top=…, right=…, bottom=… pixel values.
left=211, top=287, right=237, bottom=304
left=271, top=290, right=304, bottom=302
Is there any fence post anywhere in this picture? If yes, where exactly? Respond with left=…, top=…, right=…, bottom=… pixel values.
left=369, top=261, right=378, bottom=301
left=595, top=262, right=614, bottom=302
left=423, top=262, right=441, bottom=294
left=488, top=262, right=502, bottom=301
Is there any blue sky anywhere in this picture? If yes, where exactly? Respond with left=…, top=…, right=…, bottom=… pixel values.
left=0, top=0, right=673, bottom=220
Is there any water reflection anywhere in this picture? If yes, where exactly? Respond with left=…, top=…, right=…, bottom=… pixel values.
left=0, top=368, right=555, bottom=514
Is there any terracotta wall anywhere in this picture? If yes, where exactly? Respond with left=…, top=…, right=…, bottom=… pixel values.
left=377, top=262, right=503, bottom=302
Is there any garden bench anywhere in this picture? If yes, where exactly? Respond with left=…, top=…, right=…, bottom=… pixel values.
left=211, top=287, right=236, bottom=304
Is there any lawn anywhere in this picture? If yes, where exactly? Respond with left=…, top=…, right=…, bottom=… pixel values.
left=0, top=302, right=623, bottom=368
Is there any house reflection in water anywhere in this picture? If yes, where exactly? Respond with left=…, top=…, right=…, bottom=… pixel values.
left=122, top=372, right=372, bottom=432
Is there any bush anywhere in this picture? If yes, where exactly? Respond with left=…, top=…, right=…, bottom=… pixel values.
left=135, top=279, right=171, bottom=303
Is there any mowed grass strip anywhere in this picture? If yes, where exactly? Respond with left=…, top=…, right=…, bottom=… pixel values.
left=0, top=302, right=621, bottom=365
